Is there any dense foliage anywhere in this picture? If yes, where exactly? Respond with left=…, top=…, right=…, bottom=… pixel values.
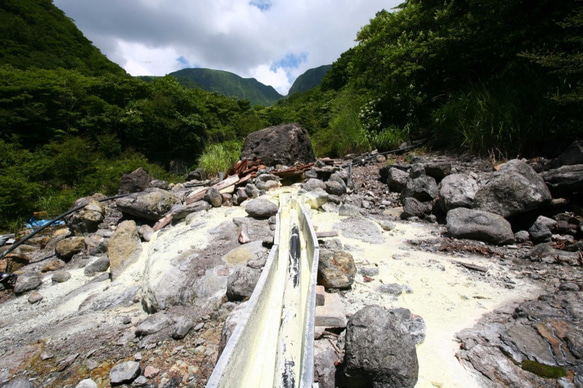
left=166, top=68, right=283, bottom=107
left=287, top=65, right=332, bottom=95
left=274, top=0, right=582, bottom=157
left=1, top=0, right=582, bottom=230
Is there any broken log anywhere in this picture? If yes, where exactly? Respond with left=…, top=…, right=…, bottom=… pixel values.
left=153, top=213, right=173, bottom=232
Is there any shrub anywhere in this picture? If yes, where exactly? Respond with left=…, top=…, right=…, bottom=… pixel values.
left=197, top=140, right=242, bottom=176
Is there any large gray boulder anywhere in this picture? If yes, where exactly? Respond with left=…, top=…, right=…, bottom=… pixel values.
left=118, top=167, right=152, bottom=194
left=13, top=272, right=42, bottom=295
left=382, top=167, right=409, bottom=193
left=551, top=140, right=583, bottom=167
left=446, top=207, right=515, bottom=245
left=244, top=198, right=279, bottom=219
left=345, top=305, right=419, bottom=388
left=541, top=164, right=583, bottom=196
left=116, top=188, right=180, bottom=222
left=439, top=173, right=478, bottom=212
left=400, top=166, right=439, bottom=202
left=226, top=266, right=262, bottom=301
left=55, top=236, right=86, bottom=261
left=239, top=123, right=316, bottom=167
left=473, top=159, right=552, bottom=218
left=66, top=197, right=106, bottom=234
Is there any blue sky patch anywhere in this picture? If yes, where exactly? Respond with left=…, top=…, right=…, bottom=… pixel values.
left=249, top=0, right=272, bottom=11
left=176, top=56, right=190, bottom=68
left=271, top=52, right=307, bottom=71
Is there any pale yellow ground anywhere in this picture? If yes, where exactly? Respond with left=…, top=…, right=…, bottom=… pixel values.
left=310, top=208, right=541, bottom=388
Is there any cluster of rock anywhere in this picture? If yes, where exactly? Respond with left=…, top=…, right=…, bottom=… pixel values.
left=382, top=140, right=583, bottom=248
left=0, top=123, right=418, bottom=387
left=1, top=124, right=580, bottom=387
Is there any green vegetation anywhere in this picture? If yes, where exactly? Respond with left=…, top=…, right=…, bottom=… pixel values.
left=288, top=65, right=332, bottom=95
left=168, top=68, right=283, bottom=107
left=521, top=360, right=567, bottom=379
left=1, top=0, right=582, bottom=230
left=197, top=140, right=243, bottom=177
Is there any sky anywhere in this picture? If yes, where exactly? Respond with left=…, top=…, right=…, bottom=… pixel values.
left=53, top=0, right=401, bottom=95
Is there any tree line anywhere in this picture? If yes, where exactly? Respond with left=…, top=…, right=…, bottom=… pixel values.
left=1, top=0, right=581, bottom=230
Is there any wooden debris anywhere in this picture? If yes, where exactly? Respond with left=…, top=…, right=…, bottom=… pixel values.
left=153, top=213, right=173, bottom=232
left=185, top=175, right=240, bottom=204
left=456, top=261, right=489, bottom=273
left=271, top=163, right=314, bottom=179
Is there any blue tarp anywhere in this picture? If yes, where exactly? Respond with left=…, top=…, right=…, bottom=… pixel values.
left=25, top=217, right=65, bottom=230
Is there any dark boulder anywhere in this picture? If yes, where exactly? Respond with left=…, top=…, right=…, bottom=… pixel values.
left=115, top=188, right=180, bottom=222
left=438, top=173, right=478, bottom=212
left=446, top=207, right=515, bottom=245
left=118, top=167, right=152, bottom=195
left=239, top=123, right=315, bottom=167
left=541, top=164, right=583, bottom=197
left=473, top=159, right=552, bottom=218
left=345, top=305, right=419, bottom=388
left=400, top=166, right=439, bottom=202
left=551, top=140, right=583, bottom=168
left=401, top=197, right=433, bottom=220
left=226, top=266, right=261, bottom=301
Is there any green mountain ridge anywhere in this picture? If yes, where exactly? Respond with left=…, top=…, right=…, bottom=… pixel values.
left=168, top=68, right=283, bottom=107
left=288, top=64, right=332, bottom=95
left=0, top=0, right=125, bottom=76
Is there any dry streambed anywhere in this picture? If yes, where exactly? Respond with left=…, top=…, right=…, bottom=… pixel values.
left=310, top=209, right=541, bottom=387
left=0, top=188, right=548, bottom=387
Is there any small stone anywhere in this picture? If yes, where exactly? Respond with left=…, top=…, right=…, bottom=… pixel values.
left=379, top=283, right=404, bottom=296
left=84, top=256, right=110, bottom=276
left=514, top=230, right=530, bottom=243
left=559, top=282, right=580, bottom=291
left=75, top=379, right=98, bottom=388
left=131, top=375, right=149, bottom=387
left=110, top=360, right=141, bottom=385
left=144, top=365, right=160, bottom=378
left=359, top=267, right=379, bottom=277
left=380, top=220, right=396, bottom=231
left=1, top=378, right=34, bottom=388
left=51, top=270, right=71, bottom=283
left=28, top=291, right=43, bottom=304
left=57, top=353, right=79, bottom=371
left=338, top=204, right=360, bottom=217
left=40, top=258, right=66, bottom=272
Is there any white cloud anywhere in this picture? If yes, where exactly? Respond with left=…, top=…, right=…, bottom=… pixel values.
left=250, top=64, right=291, bottom=95
left=54, top=0, right=401, bottom=94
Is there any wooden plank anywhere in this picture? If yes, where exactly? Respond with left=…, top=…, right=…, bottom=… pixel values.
left=185, top=175, right=240, bottom=204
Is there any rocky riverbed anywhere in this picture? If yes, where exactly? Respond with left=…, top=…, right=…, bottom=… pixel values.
left=0, top=145, right=582, bottom=388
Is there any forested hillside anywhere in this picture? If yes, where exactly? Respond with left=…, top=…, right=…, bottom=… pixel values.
left=169, top=68, right=283, bottom=107
left=271, top=0, right=582, bottom=157
left=0, top=0, right=269, bottom=230
left=288, top=65, right=332, bottom=95
left=0, top=0, right=581, bottom=230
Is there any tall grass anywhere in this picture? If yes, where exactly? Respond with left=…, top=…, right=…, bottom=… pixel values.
left=367, top=125, right=410, bottom=152
left=432, top=82, right=554, bottom=156
left=313, top=92, right=370, bottom=157
left=197, top=140, right=242, bottom=176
